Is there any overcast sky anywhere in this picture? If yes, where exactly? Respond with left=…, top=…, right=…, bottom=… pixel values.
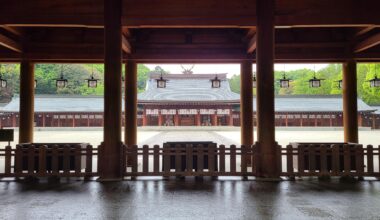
left=145, top=63, right=328, bottom=78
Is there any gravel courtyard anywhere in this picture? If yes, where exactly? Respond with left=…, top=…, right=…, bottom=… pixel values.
left=0, top=127, right=379, bottom=148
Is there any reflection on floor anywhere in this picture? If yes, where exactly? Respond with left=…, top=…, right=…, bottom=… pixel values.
left=1, top=177, right=380, bottom=219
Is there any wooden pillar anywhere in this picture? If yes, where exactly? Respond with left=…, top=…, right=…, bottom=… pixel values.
left=373, top=114, right=376, bottom=129
left=19, top=61, right=34, bottom=143
left=99, top=0, right=123, bottom=180
left=142, top=110, right=147, bottom=126
left=343, top=60, right=358, bottom=143
left=196, top=112, right=201, bottom=126
left=158, top=113, right=163, bottom=126
left=229, top=109, right=234, bottom=126
left=125, top=60, right=137, bottom=146
left=329, top=116, right=333, bottom=127
left=256, top=0, right=277, bottom=177
left=240, top=60, right=254, bottom=146
left=174, top=113, right=179, bottom=126
left=285, top=113, right=288, bottom=127
left=212, top=113, right=218, bottom=126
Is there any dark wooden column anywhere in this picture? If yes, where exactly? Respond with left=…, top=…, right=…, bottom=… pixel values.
left=256, top=0, right=277, bottom=178
left=19, top=61, right=34, bottom=143
left=343, top=60, right=358, bottom=143
left=99, top=0, right=123, bottom=180
left=240, top=60, right=254, bottom=146
left=125, top=60, right=137, bottom=146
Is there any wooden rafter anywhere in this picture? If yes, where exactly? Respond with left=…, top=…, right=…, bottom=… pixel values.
left=122, top=34, right=131, bottom=54
left=354, top=26, right=376, bottom=37
left=0, top=33, right=22, bottom=53
left=247, top=34, right=257, bottom=54
left=0, top=25, right=23, bottom=36
left=355, top=32, right=380, bottom=53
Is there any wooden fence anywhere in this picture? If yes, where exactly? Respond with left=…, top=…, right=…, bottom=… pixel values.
left=0, top=143, right=98, bottom=178
left=279, top=144, right=380, bottom=177
left=124, top=144, right=256, bottom=177
left=1, top=143, right=380, bottom=179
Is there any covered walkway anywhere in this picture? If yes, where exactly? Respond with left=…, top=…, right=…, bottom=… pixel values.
left=0, top=0, right=380, bottom=180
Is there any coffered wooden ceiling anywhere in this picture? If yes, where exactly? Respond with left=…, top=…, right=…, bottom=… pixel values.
left=1, top=0, right=380, bottom=63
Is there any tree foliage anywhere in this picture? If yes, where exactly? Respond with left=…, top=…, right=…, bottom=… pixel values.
left=0, top=63, right=153, bottom=98
left=229, top=63, right=380, bottom=105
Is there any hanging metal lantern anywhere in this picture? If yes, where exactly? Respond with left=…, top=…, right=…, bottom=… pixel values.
left=367, top=64, right=380, bottom=88
left=336, top=79, right=343, bottom=89
left=368, top=75, right=380, bottom=88
left=211, top=75, right=221, bottom=88
left=252, top=73, right=257, bottom=88
left=156, top=73, right=167, bottom=88
left=309, top=73, right=325, bottom=88
left=86, top=65, right=99, bottom=88
left=55, top=65, right=68, bottom=88
left=279, top=74, right=291, bottom=88
left=0, top=65, right=7, bottom=88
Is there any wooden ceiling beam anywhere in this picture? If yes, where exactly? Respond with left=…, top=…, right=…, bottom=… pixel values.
left=0, top=33, right=22, bottom=53
left=0, top=25, right=23, bottom=36
left=354, top=32, right=380, bottom=53
left=354, top=26, right=376, bottom=37
left=1, top=0, right=380, bottom=27
left=122, top=34, right=131, bottom=54
left=247, top=34, right=256, bottom=54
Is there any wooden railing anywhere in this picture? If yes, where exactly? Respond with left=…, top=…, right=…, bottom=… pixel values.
left=279, top=144, right=380, bottom=177
left=124, top=144, right=256, bottom=177
left=0, top=143, right=98, bottom=178
left=2, top=142, right=380, bottom=179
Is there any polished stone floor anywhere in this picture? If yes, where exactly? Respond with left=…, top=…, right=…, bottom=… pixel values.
left=1, top=178, right=380, bottom=220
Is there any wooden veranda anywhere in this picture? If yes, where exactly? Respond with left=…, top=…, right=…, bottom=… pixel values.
left=1, top=0, right=380, bottom=180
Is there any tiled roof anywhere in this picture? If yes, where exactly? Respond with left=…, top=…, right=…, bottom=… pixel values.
left=0, top=95, right=375, bottom=113
left=267, top=96, right=375, bottom=112
left=138, top=73, right=240, bottom=102
left=373, top=106, right=380, bottom=114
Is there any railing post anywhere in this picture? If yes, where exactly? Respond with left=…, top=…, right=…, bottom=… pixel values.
left=52, top=145, right=59, bottom=176
left=186, top=144, right=193, bottom=174
left=143, top=145, right=149, bottom=174
left=14, top=145, right=23, bottom=175
left=230, top=145, right=236, bottom=173
left=219, top=145, right=226, bottom=174
left=175, top=144, right=182, bottom=174
left=298, top=144, right=305, bottom=176
left=355, top=144, right=364, bottom=179
left=153, top=145, right=160, bottom=173
left=276, top=144, right=282, bottom=176
left=28, top=145, right=35, bottom=175
left=163, top=144, right=170, bottom=176
left=85, top=145, right=93, bottom=179
left=74, top=145, right=81, bottom=176
left=332, top=144, right=340, bottom=176
left=38, top=145, right=47, bottom=176
left=309, top=144, right=316, bottom=173
left=367, top=145, right=374, bottom=175
left=131, top=145, right=138, bottom=176
left=63, top=145, right=71, bottom=175
left=286, top=145, right=294, bottom=177
left=197, top=144, right=204, bottom=174
left=320, top=144, right=328, bottom=176
left=208, top=144, right=216, bottom=176
left=241, top=145, right=247, bottom=175
left=343, top=144, right=351, bottom=175
left=5, top=146, right=12, bottom=175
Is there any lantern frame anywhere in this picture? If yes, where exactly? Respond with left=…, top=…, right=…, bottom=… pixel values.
left=156, top=73, right=168, bottom=88
left=210, top=75, right=221, bottom=88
